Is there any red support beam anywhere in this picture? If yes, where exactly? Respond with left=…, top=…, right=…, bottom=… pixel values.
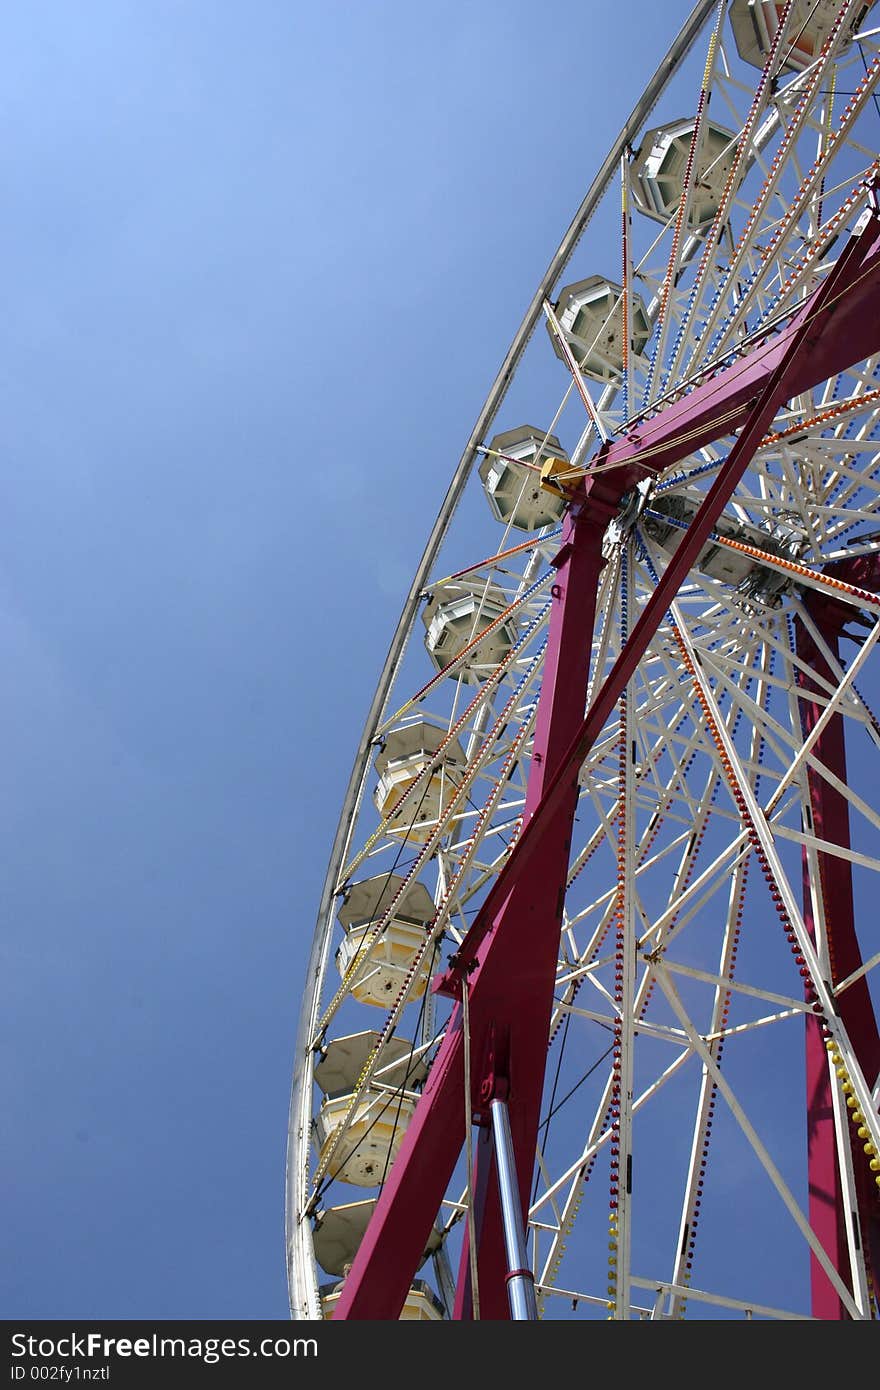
left=597, top=208, right=880, bottom=487
left=439, top=211, right=880, bottom=991
left=449, top=484, right=622, bottom=1319
left=795, top=565, right=880, bottom=1318
left=332, top=497, right=614, bottom=1319
left=331, top=208, right=880, bottom=1320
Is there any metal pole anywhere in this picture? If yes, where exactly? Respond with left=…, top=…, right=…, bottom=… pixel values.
left=490, top=1098, right=538, bottom=1320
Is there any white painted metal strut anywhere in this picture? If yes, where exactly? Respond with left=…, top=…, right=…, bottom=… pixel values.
left=829, top=1058, right=872, bottom=1315
left=542, top=299, right=610, bottom=445
left=652, top=960, right=862, bottom=1319
left=783, top=621, right=874, bottom=1318
left=673, top=607, right=880, bottom=1177
left=533, top=1051, right=695, bottom=1224
left=290, top=0, right=880, bottom=1325
left=285, top=0, right=723, bottom=1308
left=665, top=814, right=753, bottom=1316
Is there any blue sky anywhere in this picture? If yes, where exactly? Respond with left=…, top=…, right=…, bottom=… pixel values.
left=1, top=1, right=707, bottom=1318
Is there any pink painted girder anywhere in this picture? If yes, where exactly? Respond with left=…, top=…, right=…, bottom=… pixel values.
left=331, top=208, right=880, bottom=1319
left=796, top=559, right=880, bottom=1318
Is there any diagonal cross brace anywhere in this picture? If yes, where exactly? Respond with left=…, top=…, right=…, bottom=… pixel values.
left=332, top=496, right=613, bottom=1319
left=435, top=208, right=880, bottom=996
left=331, top=209, right=880, bottom=1319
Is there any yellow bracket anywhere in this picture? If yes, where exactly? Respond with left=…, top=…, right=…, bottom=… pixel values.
left=539, top=456, right=585, bottom=498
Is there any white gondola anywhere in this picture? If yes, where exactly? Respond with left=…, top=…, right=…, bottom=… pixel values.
left=632, top=117, right=738, bottom=229
left=421, top=580, right=516, bottom=682
left=730, top=0, right=876, bottom=72
left=335, top=874, right=435, bottom=1007
left=548, top=276, right=650, bottom=384
left=479, top=425, right=569, bottom=531
left=313, top=1032, right=426, bottom=1187
left=287, top=1, right=880, bottom=1322
left=373, top=720, right=466, bottom=842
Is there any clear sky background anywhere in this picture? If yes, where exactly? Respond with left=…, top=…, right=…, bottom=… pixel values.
left=1, top=1, right=703, bottom=1319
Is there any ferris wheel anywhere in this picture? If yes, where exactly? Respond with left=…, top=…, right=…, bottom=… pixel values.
left=287, top=0, right=880, bottom=1320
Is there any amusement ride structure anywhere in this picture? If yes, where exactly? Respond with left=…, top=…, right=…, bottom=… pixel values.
left=287, top=0, right=880, bottom=1319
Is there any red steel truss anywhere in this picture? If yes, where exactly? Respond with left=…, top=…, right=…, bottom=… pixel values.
left=331, top=208, right=880, bottom=1321
left=795, top=556, right=880, bottom=1318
